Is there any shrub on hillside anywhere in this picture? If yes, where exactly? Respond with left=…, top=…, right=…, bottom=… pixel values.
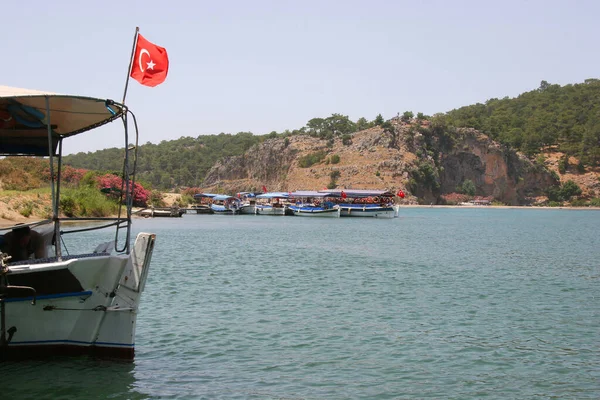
left=298, top=151, right=327, bottom=168
left=60, top=187, right=119, bottom=217
left=19, top=201, right=34, bottom=217
left=458, top=179, right=476, bottom=196
left=0, top=158, right=44, bottom=190
left=149, top=190, right=166, bottom=207
left=97, top=174, right=150, bottom=207
left=547, top=180, right=582, bottom=202
left=560, top=180, right=582, bottom=199
left=60, top=196, right=77, bottom=217
left=179, top=195, right=194, bottom=207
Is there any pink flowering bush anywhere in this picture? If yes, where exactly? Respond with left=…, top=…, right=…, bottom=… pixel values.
left=62, top=166, right=87, bottom=186
left=96, top=174, right=150, bottom=207
left=43, top=165, right=88, bottom=187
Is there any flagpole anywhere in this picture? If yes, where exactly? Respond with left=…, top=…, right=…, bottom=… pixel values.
left=122, top=26, right=140, bottom=104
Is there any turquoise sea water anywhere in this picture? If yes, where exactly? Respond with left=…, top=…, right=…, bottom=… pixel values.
left=1, top=208, right=599, bottom=399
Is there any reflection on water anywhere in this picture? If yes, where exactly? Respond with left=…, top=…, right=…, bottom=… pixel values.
left=0, top=357, right=146, bottom=400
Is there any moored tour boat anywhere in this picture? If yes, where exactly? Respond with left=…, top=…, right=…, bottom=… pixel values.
left=236, top=192, right=258, bottom=215
left=192, top=193, right=218, bottom=214
left=210, top=195, right=242, bottom=214
left=0, top=86, right=156, bottom=360
left=254, top=192, right=289, bottom=215
left=288, top=191, right=341, bottom=217
left=319, top=189, right=398, bottom=218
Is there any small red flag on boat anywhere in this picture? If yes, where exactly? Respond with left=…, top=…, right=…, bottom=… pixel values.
left=341, top=191, right=347, bottom=199
left=262, top=185, right=267, bottom=193
left=130, top=34, right=169, bottom=87
left=397, top=190, right=405, bottom=198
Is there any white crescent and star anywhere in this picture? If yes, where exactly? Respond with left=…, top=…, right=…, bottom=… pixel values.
left=138, top=49, right=156, bottom=72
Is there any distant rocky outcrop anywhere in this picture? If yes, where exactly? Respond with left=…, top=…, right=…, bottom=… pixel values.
left=436, top=128, right=557, bottom=205
left=203, top=120, right=559, bottom=205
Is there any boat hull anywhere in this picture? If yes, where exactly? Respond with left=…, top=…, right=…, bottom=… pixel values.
left=190, top=205, right=213, bottom=214
left=1, top=233, right=155, bottom=360
left=255, top=205, right=286, bottom=215
left=210, top=204, right=240, bottom=215
left=339, top=204, right=396, bottom=218
left=289, top=206, right=340, bottom=217
left=239, top=205, right=256, bottom=214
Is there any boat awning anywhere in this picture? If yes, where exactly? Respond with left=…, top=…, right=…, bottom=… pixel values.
left=319, top=189, right=394, bottom=198
left=0, top=86, right=124, bottom=156
left=289, top=191, right=341, bottom=198
left=213, top=195, right=238, bottom=201
left=256, top=192, right=290, bottom=199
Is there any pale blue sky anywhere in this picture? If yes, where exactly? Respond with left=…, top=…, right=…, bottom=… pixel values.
left=3, top=0, right=599, bottom=154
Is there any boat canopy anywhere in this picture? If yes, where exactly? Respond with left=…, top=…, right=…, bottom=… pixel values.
left=212, top=194, right=239, bottom=201
left=0, top=85, right=123, bottom=156
left=236, top=192, right=256, bottom=198
left=319, top=189, right=394, bottom=198
left=256, top=192, right=289, bottom=199
left=289, top=191, right=341, bottom=198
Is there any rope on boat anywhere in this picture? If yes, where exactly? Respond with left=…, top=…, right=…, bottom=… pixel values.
left=43, top=305, right=107, bottom=311
left=42, top=305, right=134, bottom=312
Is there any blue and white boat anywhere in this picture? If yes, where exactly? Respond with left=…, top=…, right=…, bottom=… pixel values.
left=237, top=192, right=258, bottom=215
left=0, top=85, right=156, bottom=360
left=255, top=192, right=289, bottom=215
left=319, top=189, right=398, bottom=218
left=192, top=193, right=218, bottom=214
left=210, top=195, right=242, bottom=214
left=288, top=191, right=341, bottom=217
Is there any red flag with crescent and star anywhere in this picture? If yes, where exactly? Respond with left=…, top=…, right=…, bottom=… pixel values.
left=130, top=34, right=169, bottom=87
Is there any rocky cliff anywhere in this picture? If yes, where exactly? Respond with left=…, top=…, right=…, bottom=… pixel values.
left=202, top=120, right=559, bottom=205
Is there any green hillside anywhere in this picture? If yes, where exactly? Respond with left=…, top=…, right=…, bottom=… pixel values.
left=62, top=80, right=600, bottom=189
left=64, top=132, right=262, bottom=189
left=445, top=79, right=600, bottom=164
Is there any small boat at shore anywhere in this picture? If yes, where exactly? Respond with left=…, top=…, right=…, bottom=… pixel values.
left=138, top=206, right=185, bottom=218
left=0, top=85, right=156, bottom=360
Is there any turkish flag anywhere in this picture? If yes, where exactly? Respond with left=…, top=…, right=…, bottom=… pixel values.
left=397, top=190, right=405, bottom=198
left=130, top=34, right=169, bottom=87
left=262, top=185, right=267, bottom=193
